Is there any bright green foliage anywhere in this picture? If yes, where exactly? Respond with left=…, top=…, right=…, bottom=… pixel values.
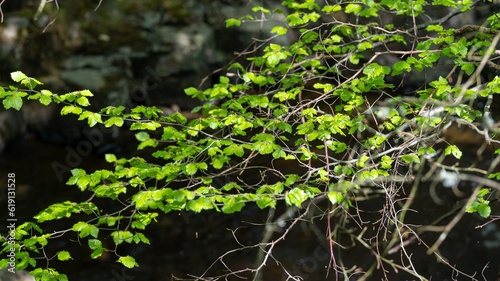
left=445, top=145, right=462, bottom=159
left=117, top=256, right=139, bottom=269
left=0, top=0, right=499, bottom=280
left=466, top=188, right=492, bottom=218
left=57, top=251, right=72, bottom=261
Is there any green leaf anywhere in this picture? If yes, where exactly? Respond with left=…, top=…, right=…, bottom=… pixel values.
left=112, top=231, right=134, bottom=245
left=328, top=191, right=345, bottom=205
left=357, top=155, right=370, bottom=168
left=349, top=54, right=361, bottom=65
left=72, top=222, right=98, bottom=238
left=21, top=77, right=42, bottom=90
left=133, top=233, right=150, bottom=245
left=186, top=197, right=213, bottom=212
left=392, top=61, right=411, bottom=76
left=444, top=145, right=462, bottom=159
left=72, top=221, right=88, bottom=232
left=39, top=90, right=52, bottom=105
left=0, top=259, right=8, bottom=269
left=91, top=249, right=104, bottom=259
left=185, top=163, right=197, bottom=176
left=322, top=5, right=341, bottom=13
left=76, top=96, right=90, bottom=106
left=61, top=105, right=83, bottom=115
left=11, top=71, right=27, bottom=82
left=170, top=112, right=187, bottom=124
left=211, top=155, right=230, bottom=169
left=360, top=7, right=378, bottom=17
left=380, top=155, right=393, bottom=169
left=3, top=94, right=23, bottom=110
left=401, top=154, right=420, bottom=164
left=23, top=238, right=37, bottom=247
left=223, top=145, right=244, bottom=157
left=252, top=140, right=275, bottom=155
left=478, top=188, right=490, bottom=197
left=225, top=18, right=241, bottom=27
left=76, top=175, right=91, bottom=191
left=57, top=251, right=72, bottom=261
left=426, top=25, right=443, bottom=32
left=466, top=201, right=479, bottom=213
left=87, top=113, right=103, bottom=127
left=461, top=63, right=475, bottom=76
left=79, top=90, right=93, bottom=97
left=271, top=26, right=287, bottom=36
left=478, top=202, right=491, bottom=218
left=357, top=41, right=373, bottom=51
left=222, top=198, right=245, bottom=214
left=256, top=195, right=276, bottom=209
left=135, top=131, right=150, bottom=142
left=71, top=168, right=86, bottom=177
left=81, top=224, right=99, bottom=238
left=269, top=52, right=285, bottom=66
left=417, top=147, right=436, bottom=156
left=105, top=116, right=124, bottom=127
left=130, top=121, right=161, bottom=131
left=184, top=87, right=199, bottom=97
left=105, top=154, right=117, bottom=163
left=345, top=3, right=361, bottom=14
left=117, top=256, right=139, bottom=269
left=88, top=239, right=102, bottom=250
left=285, top=187, right=308, bottom=208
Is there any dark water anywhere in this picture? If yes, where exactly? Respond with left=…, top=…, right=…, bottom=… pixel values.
left=1, top=130, right=500, bottom=281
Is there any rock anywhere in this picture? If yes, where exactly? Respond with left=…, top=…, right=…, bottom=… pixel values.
left=0, top=0, right=285, bottom=147
left=0, top=269, right=35, bottom=281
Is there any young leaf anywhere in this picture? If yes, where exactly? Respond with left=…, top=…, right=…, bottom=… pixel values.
left=72, top=221, right=88, bottom=232
left=328, top=191, right=345, bottom=205
left=87, top=113, right=103, bottom=127
left=345, top=3, right=361, bottom=14
left=91, top=249, right=104, bottom=259
left=401, top=154, right=420, bottom=164
left=444, top=145, right=462, bottom=159
left=11, top=71, right=27, bottom=82
left=225, top=18, right=241, bottom=27
left=391, top=61, right=411, bottom=76
left=76, top=96, right=90, bottom=106
left=105, top=154, right=117, bottom=163
left=61, top=105, right=83, bottom=115
left=271, top=26, right=287, bottom=36
left=478, top=202, right=491, bottom=218
left=186, top=197, right=213, bottom=213
left=133, top=233, right=150, bottom=245
left=57, top=251, right=72, bottom=261
left=38, top=90, right=52, bottom=105
left=117, top=256, right=139, bottom=268
left=185, top=163, right=198, bottom=176
left=80, top=224, right=99, bottom=238
left=3, top=94, right=23, bottom=110
left=88, top=239, right=102, bottom=250
left=285, top=188, right=308, bottom=208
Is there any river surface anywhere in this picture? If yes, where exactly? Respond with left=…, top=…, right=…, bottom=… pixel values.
left=1, top=129, right=500, bottom=281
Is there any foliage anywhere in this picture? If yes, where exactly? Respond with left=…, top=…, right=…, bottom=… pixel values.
left=2, top=0, right=500, bottom=280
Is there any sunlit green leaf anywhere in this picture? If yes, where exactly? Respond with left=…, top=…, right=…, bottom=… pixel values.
left=57, top=251, right=72, bottom=261
left=11, top=71, right=27, bottom=82
left=117, top=256, right=139, bottom=268
left=3, top=94, right=23, bottom=110
left=401, top=154, right=420, bottom=164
